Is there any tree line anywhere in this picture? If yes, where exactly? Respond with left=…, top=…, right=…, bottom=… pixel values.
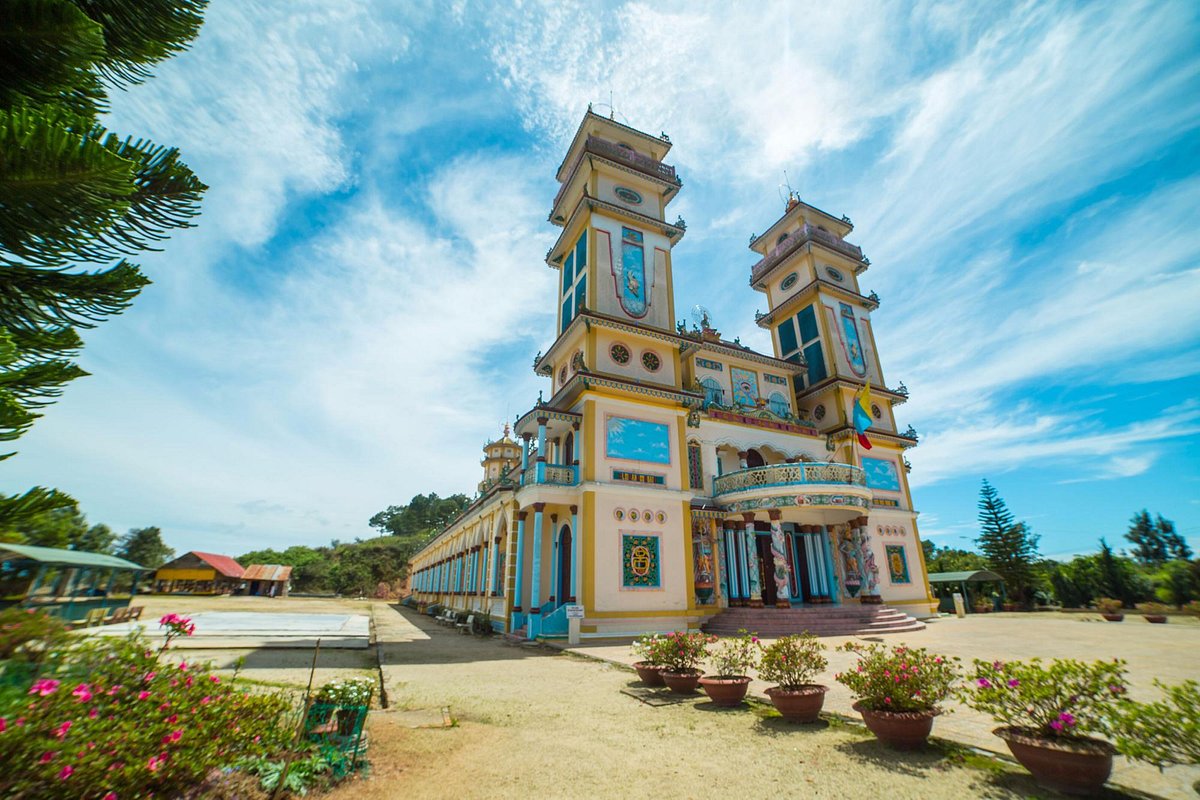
left=238, top=493, right=470, bottom=597
left=0, top=501, right=175, bottom=568
left=922, top=479, right=1197, bottom=609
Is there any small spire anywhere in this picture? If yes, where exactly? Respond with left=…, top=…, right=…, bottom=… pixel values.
left=503, top=422, right=511, bottom=437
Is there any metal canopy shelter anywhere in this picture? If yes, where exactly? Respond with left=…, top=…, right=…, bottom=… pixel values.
left=0, top=543, right=147, bottom=623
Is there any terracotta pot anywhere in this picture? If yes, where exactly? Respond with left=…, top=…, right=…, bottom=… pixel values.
left=853, top=702, right=939, bottom=750
left=1002, top=603, right=1021, bottom=612
left=699, top=675, right=751, bottom=707
left=1101, top=613, right=1124, bottom=622
left=995, top=726, right=1114, bottom=796
left=632, top=661, right=665, bottom=687
left=1143, top=615, right=1167, bottom=623
left=765, top=684, right=827, bottom=722
left=661, top=668, right=703, bottom=694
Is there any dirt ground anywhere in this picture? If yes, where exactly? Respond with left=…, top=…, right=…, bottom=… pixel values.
left=324, top=607, right=1155, bottom=800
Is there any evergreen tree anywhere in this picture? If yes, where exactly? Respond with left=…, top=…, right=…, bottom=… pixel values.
left=369, top=493, right=471, bottom=539
left=975, top=479, right=1040, bottom=602
left=0, top=0, right=208, bottom=526
left=1125, top=510, right=1170, bottom=566
left=116, top=526, right=173, bottom=568
left=1157, top=514, right=1192, bottom=561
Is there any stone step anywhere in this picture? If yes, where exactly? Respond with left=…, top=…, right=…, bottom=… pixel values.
left=701, top=604, right=925, bottom=638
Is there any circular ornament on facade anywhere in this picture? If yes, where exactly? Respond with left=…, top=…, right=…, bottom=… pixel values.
left=780, top=272, right=799, bottom=291
left=641, top=350, right=661, bottom=372
left=614, top=186, right=643, bottom=205
left=614, top=508, right=625, bottom=522
left=824, top=266, right=845, bottom=282
left=610, top=343, right=631, bottom=365
left=814, top=404, right=826, bottom=421
left=628, top=509, right=640, bottom=522
left=655, top=511, right=666, bottom=524
left=871, top=403, right=882, bottom=420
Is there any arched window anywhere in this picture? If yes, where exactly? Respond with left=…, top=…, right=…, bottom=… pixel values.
left=700, top=377, right=724, bottom=407
left=768, top=392, right=789, bottom=417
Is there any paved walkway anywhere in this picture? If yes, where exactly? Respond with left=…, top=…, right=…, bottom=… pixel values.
left=552, top=613, right=1200, bottom=800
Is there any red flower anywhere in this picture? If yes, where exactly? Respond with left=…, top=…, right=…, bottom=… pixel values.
left=58, top=765, right=73, bottom=780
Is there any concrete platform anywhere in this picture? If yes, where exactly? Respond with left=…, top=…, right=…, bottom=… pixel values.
left=87, top=611, right=371, bottom=649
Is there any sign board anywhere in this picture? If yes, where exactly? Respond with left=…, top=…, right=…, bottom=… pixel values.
left=565, top=604, right=584, bottom=619
left=952, top=592, right=965, bottom=619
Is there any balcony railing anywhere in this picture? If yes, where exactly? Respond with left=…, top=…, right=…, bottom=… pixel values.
left=522, top=462, right=579, bottom=487
left=750, top=224, right=864, bottom=284
left=712, top=462, right=866, bottom=497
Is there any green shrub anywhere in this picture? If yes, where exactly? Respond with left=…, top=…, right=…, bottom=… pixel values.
left=756, top=633, right=826, bottom=688
left=706, top=630, right=759, bottom=678
left=960, top=657, right=1129, bottom=740
left=1114, top=680, right=1200, bottom=768
left=315, top=677, right=374, bottom=707
left=655, top=631, right=716, bottom=672
left=0, top=626, right=295, bottom=799
left=0, top=607, right=69, bottom=663
left=1136, top=602, right=1169, bottom=616
left=835, top=643, right=959, bottom=712
left=1094, top=597, right=1123, bottom=614
left=631, top=633, right=665, bottom=665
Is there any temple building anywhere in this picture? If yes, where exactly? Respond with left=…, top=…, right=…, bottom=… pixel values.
left=408, top=109, right=936, bottom=638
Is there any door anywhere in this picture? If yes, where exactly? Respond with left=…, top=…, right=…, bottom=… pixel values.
left=756, top=532, right=777, bottom=606
left=557, top=526, right=572, bottom=605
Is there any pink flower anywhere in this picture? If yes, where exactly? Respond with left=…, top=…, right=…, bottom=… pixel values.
left=162, top=729, right=182, bottom=744
left=0, top=717, right=6, bottom=733
left=200, top=696, right=211, bottom=705
left=178, top=661, right=189, bottom=671
left=30, top=679, right=61, bottom=696
left=143, top=672, right=156, bottom=682
left=39, top=751, right=55, bottom=764
left=88, top=708, right=98, bottom=719
left=147, top=755, right=161, bottom=772
left=1059, top=712, right=1077, bottom=728
left=1007, top=679, right=1020, bottom=688
left=107, top=685, right=122, bottom=696
left=166, top=714, right=178, bottom=725
left=137, top=691, right=150, bottom=701
left=104, top=794, right=117, bottom=800
left=58, top=765, right=73, bottom=780
left=209, top=675, right=220, bottom=684
left=884, top=697, right=892, bottom=704
left=72, top=684, right=93, bottom=703
left=1049, top=720, right=1064, bottom=732
left=976, top=678, right=992, bottom=688
left=54, top=721, right=72, bottom=739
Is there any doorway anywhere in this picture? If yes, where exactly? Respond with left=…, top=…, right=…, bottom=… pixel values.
left=755, top=532, right=777, bottom=606
left=746, top=448, right=766, bottom=468
left=557, top=525, right=572, bottom=605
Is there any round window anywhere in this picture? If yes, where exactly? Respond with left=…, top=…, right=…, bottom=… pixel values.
left=814, top=404, right=826, bottom=421
left=614, top=186, right=643, bottom=205
left=824, top=266, right=844, bottom=282
left=641, top=351, right=661, bottom=372
left=780, top=272, right=799, bottom=291
left=610, top=343, right=631, bottom=365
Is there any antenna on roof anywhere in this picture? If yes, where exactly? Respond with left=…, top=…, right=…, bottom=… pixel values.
left=592, top=98, right=630, bottom=126
left=778, top=170, right=798, bottom=209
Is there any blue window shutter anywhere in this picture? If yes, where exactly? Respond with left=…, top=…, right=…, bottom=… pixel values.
left=777, top=318, right=798, bottom=355
left=797, top=305, right=819, bottom=344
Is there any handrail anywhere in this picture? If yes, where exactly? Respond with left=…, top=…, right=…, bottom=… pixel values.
left=712, top=462, right=866, bottom=496
left=522, top=463, right=579, bottom=487
left=750, top=224, right=863, bottom=283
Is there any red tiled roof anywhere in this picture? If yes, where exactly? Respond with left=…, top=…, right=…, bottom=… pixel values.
left=243, top=564, right=292, bottom=582
left=190, top=551, right=245, bottom=578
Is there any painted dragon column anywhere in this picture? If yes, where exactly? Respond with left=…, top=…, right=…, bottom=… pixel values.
left=742, top=514, right=763, bottom=608
left=767, top=510, right=792, bottom=608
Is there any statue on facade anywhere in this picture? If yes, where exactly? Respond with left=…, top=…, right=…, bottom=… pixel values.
left=837, top=527, right=862, bottom=597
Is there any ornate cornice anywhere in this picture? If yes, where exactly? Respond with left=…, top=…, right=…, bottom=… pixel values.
left=754, top=278, right=880, bottom=328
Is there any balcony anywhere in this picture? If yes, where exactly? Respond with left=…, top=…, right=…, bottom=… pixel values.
left=553, top=137, right=680, bottom=214
left=712, top=462, right=868, bottom=503
left=750, top=224, right=865, bottom=284
left=522, top=462, right=579, bottom=487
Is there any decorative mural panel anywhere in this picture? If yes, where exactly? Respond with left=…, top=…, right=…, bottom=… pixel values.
left=612, top=469, right=665, bottom=485
left=730, top=367, right=760, bottom=407
left=687, top=442, right=704, bottom=490
left=621, top=532, right=661, bottom=589
left=606, top=417, right=672, bottom=464
left=862, top=457, right=901, bottom=492
left=722, top=493, right=870, bottom=514
left=886, top=544, right=911, bottom=584
left=763, top=373, right=788, bottom=385
left=696, top=357, right=723, bottom=371
left=618, top=227, right=649, bottom=318
left=692, top=532, right=715, bottom=604
left=836, top=302, right=868, bottom=377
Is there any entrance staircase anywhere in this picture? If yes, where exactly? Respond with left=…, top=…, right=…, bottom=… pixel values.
left=701, top=604, right=925, bottom=638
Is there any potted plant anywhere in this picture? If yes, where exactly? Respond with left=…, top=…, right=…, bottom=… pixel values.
left=1094, top=597, right=1123, bottom=622
left=835, top=643, right=959, bottom=749
left=1136, top=602, right=1168, bottom=623
left=698, top=629, right=757, bottom=707
left=658, top=630, right=716, bottom=694
left=631, top=634, right=666, bottom=687
left=757, top=632, right=828, bottom=723
left=961, top=657, right=1129, bottom=795
left=1113, top=679, right=1200, bottom=771
left=315, top=676, right=374, bottom=735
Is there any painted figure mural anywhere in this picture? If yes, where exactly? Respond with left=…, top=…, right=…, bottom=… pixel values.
left=730, top=367, right=759, bottom=407
left=838, top=302, right=869, bottom=377
left=886, top=544, right=910, bottom=584
left=837, top=525, right=862, bottom=596
left=692, top=533, right=714, bottom=604
left=768, top=518, right=791, bottom=606
left=858, top=527, right=880, bottom=596
left=618, top=227, right=648, bottom=318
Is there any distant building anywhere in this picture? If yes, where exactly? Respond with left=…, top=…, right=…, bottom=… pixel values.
left=155, top=551, right=244, bottom=594
left=242, top=564, right=292, bottom=598
left=409, top=110, right=935, bottom=639
left=0, top=543, right=146, bottom=622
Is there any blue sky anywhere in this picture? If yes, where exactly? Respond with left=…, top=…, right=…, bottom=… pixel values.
left=6, top=0, right=1199, bottom=559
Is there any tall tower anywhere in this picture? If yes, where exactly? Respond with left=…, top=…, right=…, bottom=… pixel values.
left=478, top=424, right=520, bottom=493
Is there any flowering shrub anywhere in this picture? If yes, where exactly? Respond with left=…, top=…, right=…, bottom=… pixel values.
left=315, top=677, right=374, bottom=707
left=960, top=657, right=1129, bottom=740
left=1094, top=597, right=1122, bottom=614
left=757, top=633, right=827, bottom=688
left=0, top=628, right=296, bottom=799
left=835, top=643, right=959, bottom=712
left=1185, top=600, right=1200, bottom=618
left=1114, top=679, right=1200, bottom=768
left=631, top=634, right=665, bottom=665
left=706, top=630, right=759, bottom=678
left=657, top=631, right=716, bottom=672
left=1136, top=602, right=1168, bottom=616
left=0, top=607, right=70, bottom=663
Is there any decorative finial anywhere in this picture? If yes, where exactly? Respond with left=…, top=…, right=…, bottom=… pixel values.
left=537, top=390, right=544, bottom=404
left=503, top=422, right=510, bottom=437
